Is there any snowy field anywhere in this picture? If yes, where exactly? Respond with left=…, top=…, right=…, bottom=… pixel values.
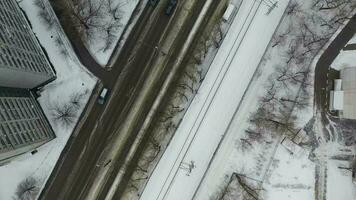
left=263, top=145, right=315, bottom=200
left=0, top=1, right=96, bottom=199
left=87, top=0, right=139, bottom=66
left=140, top=1, right=289, bottom=199
left=327, top=156, right=356, bottom=200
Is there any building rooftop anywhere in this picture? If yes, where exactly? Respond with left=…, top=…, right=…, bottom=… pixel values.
left=341, top=67, right=356, bottom=119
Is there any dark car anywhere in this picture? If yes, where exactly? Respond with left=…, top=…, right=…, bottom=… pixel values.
left=149, top=0, right=159, bottom=7
left=165, top=0, right=177, bottom=16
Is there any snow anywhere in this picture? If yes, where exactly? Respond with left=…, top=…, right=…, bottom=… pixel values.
left=87, top=0, right=139, bottom=66
left=0, top=1, right=96, bottom=199
left=331, top=31, right=356, bottom=70
left=139, top=1, right=289, bottom=200
left=348, top=33, right=356, bottom=45
left=331, top=50, right=356, bottom=70
left=281, top=138, right=305, bottom=156
left=327, top=159, right=356, bottom=200
left=263, top=145, right=315, bottom=200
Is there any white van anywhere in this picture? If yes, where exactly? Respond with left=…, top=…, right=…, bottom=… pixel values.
left=223, top=4, right=236, bottom=23
left=98, top=88, right=109, bottom=105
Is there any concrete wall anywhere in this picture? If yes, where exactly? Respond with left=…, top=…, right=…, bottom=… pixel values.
left=0, top=67, right=53, bottom=89
left=0, top=139, right=51, bottom=166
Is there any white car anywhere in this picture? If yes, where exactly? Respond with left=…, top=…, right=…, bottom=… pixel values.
left=98, top=88, right=109, bottom=105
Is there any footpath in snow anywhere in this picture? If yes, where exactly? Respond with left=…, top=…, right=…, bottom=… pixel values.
left=139, top=1, right=289, bottom=200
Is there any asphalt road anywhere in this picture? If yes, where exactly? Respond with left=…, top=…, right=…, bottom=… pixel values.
left=107, top=0, right=217, bottom=198
left=39, top=2, right=171, bottom=200
left=314, top=14, right=356, bottom=141
left=39, top=0, right=209, bottom=199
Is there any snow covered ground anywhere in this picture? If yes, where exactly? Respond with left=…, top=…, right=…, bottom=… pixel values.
left=331, top=34, right=356, bottom=70
left=348, top=33, right=356, bottom=44
left=87, top=0, right=139, bottom=66
left=139, top=1, right=289, bottom=200
left=326, top=156, right=356, bottom=200
left=0, top=1, right=96, bottom=199
left=263, top=145, right=315, bottom=200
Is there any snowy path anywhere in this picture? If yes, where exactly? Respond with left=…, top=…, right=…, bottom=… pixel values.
left=139, top=1, right=288, bottom=200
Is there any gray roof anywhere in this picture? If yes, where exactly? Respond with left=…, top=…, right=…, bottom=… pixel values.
left=341, top=67, right=356, bottom=120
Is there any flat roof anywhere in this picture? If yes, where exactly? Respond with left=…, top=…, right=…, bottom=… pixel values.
left=334, top=79, right=342, bottom=91
left=333, top=91, right=344, bottom=110
left=341, top=67, right=356, bottom=119
left=223, top=4, right=236, bottom=21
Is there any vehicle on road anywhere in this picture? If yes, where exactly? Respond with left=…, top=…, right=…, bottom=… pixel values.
left=165, top=0, right=177, bottom=16
left=149, top=0, right=159, bottom=6
left=98, top=88, right=109, bottom=105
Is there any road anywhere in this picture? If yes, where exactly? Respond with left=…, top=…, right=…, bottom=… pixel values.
left=313, top=13, right=356, bottom=200
left=39, top=0, right=209, bottom=199
left=314, top=14, right=356, bottom=142
left=39, top=1, right=170, bottom=200
left=140, top=1, right=289, bottom=199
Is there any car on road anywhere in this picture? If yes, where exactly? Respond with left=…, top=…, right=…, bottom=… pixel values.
left=98, top=88, right=109, bottom=105
left=165, top=0, right=177, bottom=16
left=149, top=0, right=159, bottom=6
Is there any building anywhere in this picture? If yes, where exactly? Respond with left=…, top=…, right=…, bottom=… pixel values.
left=0, top=87, right=55, bottom=162
left=329, top=68, right=356, bottom=120
left=222, top=3, right=237, bottom=23
left=0, top=0, right=55, bottom=89
left=340, top=67, right=356, bottom=119
left=0, top=0, right=56, bottom=164
left=329, top=79, right=344, bottom=111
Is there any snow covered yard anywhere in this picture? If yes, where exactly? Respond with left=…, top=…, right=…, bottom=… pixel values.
left=263, top=145, right=315, bottom=200
left=84, top=0, right=139, bottom=65
left=327, top=157, right=356, bottom=200
left=0, top=0, right=96, bottom=199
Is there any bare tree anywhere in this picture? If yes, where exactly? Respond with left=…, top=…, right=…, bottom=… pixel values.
left=284, top=39, right=300, bottom=64
left=51, top=102, right=77, bottom=127
left=212, top=21, right=224, bottom=48
left=34, top=0, right=55, bottom=29
left=70, top=89, right=89, bottom=108
left=286, top=0, right=302, bottom=15
left=219, top=173, right=261, bottom=200
left=313, top=0, right=353, bottom=10
left=54, top=36, right=69, bottom=57
left=71, top=0, right=105, bottom=30
left=108, top=0, right=123, bottom=21
left=14, top=177, right=39, bottom=200
left=67, top=0, right=123, bottom=46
